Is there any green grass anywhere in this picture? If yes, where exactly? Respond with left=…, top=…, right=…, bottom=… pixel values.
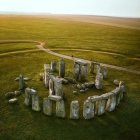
left=0, top=15, right=140, bottom=140
left=0, top=43, right=36, bottom=53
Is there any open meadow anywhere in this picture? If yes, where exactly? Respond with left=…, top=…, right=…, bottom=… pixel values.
left=0, top=15, right=140, bottom=140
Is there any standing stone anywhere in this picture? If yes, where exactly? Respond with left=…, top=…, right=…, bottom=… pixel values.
left=119, top=81, right=126, bottom=100
left=44, top=64, right=51, bottom=88
left=112, top=87, right=121, bottom=106
left=32, top=94, right=40, bottom=111
left=59, top=59, right=65, bottom=78
left=49, top=77, right=55, bottom=95
left=97, top=97, right=108, bottom=115
left=43, top=98, right=52, bottom=116
left=24, top=88, right=32, bottom=106
left=96, top=63, right=101, bottom=74
left=106, top=92, right=116, bottom=112
left=95, top=73, right=103, bottom=89
left=90, top=62, right=94, bottom=74
left=101, top=66, right=108, bottom=79
left=73, top=63, right=80, bottom=80
left=54, top=77, right=63, bottom=97
left=19, top=74, right=25, bottom=90
left=79, top=65, right=88, bottom=82
left=51, top=61, right=57, bottom=72
left=83, top=100, right=94, bottom=119
left=56, top=100, right=65, bottom=118
left=74, top=60, right=88, bottom=82
left=70, top=100, right=79, bottom=119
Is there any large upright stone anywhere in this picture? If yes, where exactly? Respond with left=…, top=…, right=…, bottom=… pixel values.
left=49, top=76, right=55, bottom=95
left=54, top=77, right=63, bottom=97
left=95, top=63, right=101, bottom=74
left=97, top=94, right=108, bottom=115
left=79, top=65, right=88, bottom=82
left=32, top=93, right=40, bottom=112
left=44, top=64, right=51, bottom=88
left=73, top=63, right=80, bottom=80
left=83, top=100, right=94, bottom=119
left=24, top=88, right=32, bottom=106
left=51, top=61, right=57, bottom=72
left=56, top=100, right=65, bottom=118
left=106, top=92, right=116, bottom=112
left=101, top=66, right=108, bottom=79
left=19, top=74, right=25, bottom=90
left=59, top=59, right=65, bottom=78
left=90, top=62, right=94, bottom=74
left=95, top=73, right=103, bottom=89
left=43, top=98, right=52, bottom=116
left=70, top=100, right=79, bottom=119
left=119, top=81, right=126, bottom=100
left=74, top=60, right=88, bottom=82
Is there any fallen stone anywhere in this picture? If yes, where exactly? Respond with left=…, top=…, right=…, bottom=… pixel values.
left=9, top=98, right=18, bottom=104
left=73, top=91, right=78, bottom=94
left=80, top=89, right=85, bottom=93
left=48, top=95, right=62, bottom=101
left=84, top=82, right=95, bottom=88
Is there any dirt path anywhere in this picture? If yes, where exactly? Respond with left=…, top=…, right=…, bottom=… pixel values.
left=0, top=40, right=140, bottom=75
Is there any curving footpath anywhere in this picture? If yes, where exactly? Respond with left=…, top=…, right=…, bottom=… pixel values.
left=0, top=40, right=140, bottom=75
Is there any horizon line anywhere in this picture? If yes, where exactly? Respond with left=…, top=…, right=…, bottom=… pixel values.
left=0, top=11, right=140, bottom=19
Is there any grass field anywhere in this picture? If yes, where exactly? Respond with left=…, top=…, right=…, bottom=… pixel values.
left=0, top=15, right=140, bottom=140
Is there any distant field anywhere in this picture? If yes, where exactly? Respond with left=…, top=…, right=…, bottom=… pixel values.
left=0, top=15, right=140, bottom=140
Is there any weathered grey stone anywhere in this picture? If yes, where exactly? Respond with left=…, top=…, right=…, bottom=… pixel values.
left=95, top=63, right=101, bottom=74
left=77, top=84, right=82, bottom=89
left=48, top=95, right=62, bottom=101
left=113, top=79, right=120, bottom=86
left=83, top=100, right=94, bottom=119
left=14, top=90, right=21, bottom=96
left=106, top=93, right=116, bottom=112
left=84, top=82, right=95, bottom=88
left=119, top=81, right=126, bottom=100
left=54, top=77, right=63, bottom=96
left=73, top=63, right=80, bottom=80
left=95, top=73, right=103, bottom=89
left=44, top=64, right=51, bottom=88
left=51, top=61, right=57, bottom=72
left=79, top=65, right=88, bottom=82
left=49, top=78, right=55, bottom=95
left=111, top=87, right=121, bottom=106
left=43, top=98, right=52, bottom=116
left=59, top=59, right=65, bottom=78
left=73, top=91, right=78, bottom=94
left=9, top=98, right=18, bottom=104
left=56, top=100, right=65, bottom=118
left=80, top=89, right=85, bottom=93
left=44, top=64, right=51, bottom=73
left=24, top=88, right=32, bottom=106
left=19, top=74, right=25, bottom=90
left=90, top=62, right=94, bottom=74
left=70, top=100, right=79, bottom=119
left=32, top=94, right=40, bottom=111
left=81, top=84, right=86, bottom=89
left=101, top=66, right=108, bottom=79
left=96, top=98, right=108, bottom=115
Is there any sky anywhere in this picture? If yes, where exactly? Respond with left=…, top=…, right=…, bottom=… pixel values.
left=0, top=0, right=140, bottom=17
